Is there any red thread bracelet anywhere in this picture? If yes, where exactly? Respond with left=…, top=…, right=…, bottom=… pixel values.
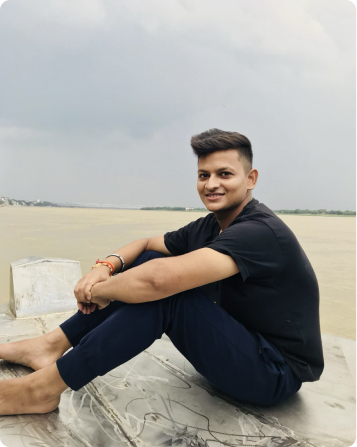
left=97, top=260, right=115, bottom=272
left=92, top=259, right=115, bottom=275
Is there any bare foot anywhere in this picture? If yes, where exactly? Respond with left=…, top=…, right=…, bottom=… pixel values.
left=0, top=327, right=72, bottom=371
left=0, top=363, right=68, bottom=415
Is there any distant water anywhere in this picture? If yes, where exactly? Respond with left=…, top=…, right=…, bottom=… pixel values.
left=0, top=207, right=355, bottom=339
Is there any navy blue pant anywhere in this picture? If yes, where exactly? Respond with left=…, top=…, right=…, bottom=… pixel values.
left=56, top=251, right=301, bottom=405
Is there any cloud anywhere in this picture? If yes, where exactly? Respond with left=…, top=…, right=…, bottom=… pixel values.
left=0, top=0, right=355, bottom=209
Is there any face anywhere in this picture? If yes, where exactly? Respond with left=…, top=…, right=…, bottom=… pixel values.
left=197, top=150, right=257, bottom=214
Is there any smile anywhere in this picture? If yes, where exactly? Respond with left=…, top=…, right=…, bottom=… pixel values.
left=205, top=194, right=224, bottom=200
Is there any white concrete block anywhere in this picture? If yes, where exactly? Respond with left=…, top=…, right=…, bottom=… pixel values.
left=10, top=257, right=82, bottom=317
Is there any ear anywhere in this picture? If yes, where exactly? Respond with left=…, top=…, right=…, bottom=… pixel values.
left=247, top=169, right=258, bottom=190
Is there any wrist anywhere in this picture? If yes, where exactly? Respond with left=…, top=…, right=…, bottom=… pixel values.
left=90, top=264, right=111, bottom=276
left=97, top=265, right=112, bottom=275
left=105, top=254, right=125, bottom=274
left=91, top=259, right=114, bottom=275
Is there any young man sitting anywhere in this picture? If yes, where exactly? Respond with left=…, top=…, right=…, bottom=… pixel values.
left=0, top=128, right=324, bottom=414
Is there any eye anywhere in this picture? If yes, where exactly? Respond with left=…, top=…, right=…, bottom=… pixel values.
left=198, top=173, right=209, bottom=178
left=220, top=172, right=232, bottom=177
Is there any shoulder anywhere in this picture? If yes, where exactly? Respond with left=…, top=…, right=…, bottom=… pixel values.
left=239, top=199, right=278, bottom=222
left=214, top=202, right=285, bottom=254
left=177, top=212, right=217, bottom=234
left=234, top=199, right=291, bottom=238
left=164, top=212, right=216, bottom=255
left=220, top=220, right=279, bottom=246
left=191, top=212, right=216, bottom=228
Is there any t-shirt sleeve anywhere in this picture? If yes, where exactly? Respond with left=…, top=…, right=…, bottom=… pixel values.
left=204, top=221, right=285, bottom=281
left=164, top=220, right=197, bottom=256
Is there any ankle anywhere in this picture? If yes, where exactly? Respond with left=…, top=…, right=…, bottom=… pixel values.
left=45, top=328, right=72, bottom=353
left=26, top=377, right=57, bottom=406
left=29, top=364, right=67, bottom=401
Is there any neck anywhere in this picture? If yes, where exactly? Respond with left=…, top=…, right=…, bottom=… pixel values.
left=214, top=193, right=253, bottom=232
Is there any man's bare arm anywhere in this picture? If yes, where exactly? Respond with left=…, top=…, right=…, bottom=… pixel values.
left=74, top=235, right=172, bottom=308
left=90, top=247, right=239, bottom=304
left=105, top=235, right=172, bottom=273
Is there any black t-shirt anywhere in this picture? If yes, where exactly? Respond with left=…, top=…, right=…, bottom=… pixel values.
left=164, top=198, right=324, bottom=382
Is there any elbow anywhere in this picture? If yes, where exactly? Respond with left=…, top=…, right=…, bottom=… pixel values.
left=151, top=275, right=165, bottom=293
left=147, top=259, right=180, bottom=298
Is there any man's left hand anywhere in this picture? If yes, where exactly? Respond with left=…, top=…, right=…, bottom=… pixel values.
left=77, top=301, right=97, bottom=314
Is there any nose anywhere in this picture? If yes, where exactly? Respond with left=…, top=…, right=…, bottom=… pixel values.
left=205, top=174, right=220, bottom=190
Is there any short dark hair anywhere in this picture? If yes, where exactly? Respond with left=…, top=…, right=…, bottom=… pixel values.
left=191, top=128, right=253, bottom=172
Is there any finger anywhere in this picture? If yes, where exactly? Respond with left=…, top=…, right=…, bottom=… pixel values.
left=77, top=283, right=89, bottom=303
left=77, top=302, right=83, bottom=312
left=83, top=283, right=92, bottom=301
left=74, top=281, right=82, bottom=300
left=79, top=294, right=90, bottom=304
left=90, top=303, right=97, bottom=313
left=74, top=278, right=86, bottom=300
left=79, top=291, right=90, bottom=303
left=85, top=303, right=92, bottom=314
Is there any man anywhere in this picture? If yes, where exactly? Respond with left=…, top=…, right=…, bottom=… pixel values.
left=0, top=129, right=323, bottom=415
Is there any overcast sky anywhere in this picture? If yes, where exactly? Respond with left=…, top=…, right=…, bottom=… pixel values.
left=0, top=0, right=355, bottom=210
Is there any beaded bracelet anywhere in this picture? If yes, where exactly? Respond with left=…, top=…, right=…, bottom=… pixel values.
left=91, top=259, right=114, bottom=276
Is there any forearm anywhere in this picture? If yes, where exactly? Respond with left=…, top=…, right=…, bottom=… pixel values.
left=85, top=235, right=171, bottom=307
left=102, top=237, right=151, bottom=274
left=91, top=259, right=165, bottom=304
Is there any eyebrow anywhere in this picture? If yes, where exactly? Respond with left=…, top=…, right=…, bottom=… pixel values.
left=197, top=167, right=234, bottom=173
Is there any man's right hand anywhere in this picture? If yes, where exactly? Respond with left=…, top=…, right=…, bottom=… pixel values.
left=74, top=266, right=111, bottom=309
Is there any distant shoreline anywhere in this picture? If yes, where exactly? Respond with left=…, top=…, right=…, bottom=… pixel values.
left=276, top=213, right=355, bottom=217
left=0, top=202, right=355, bottom=216
left=140, top=206, right=356, bottom=216
left=1, top=197, right=356, bottom=216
